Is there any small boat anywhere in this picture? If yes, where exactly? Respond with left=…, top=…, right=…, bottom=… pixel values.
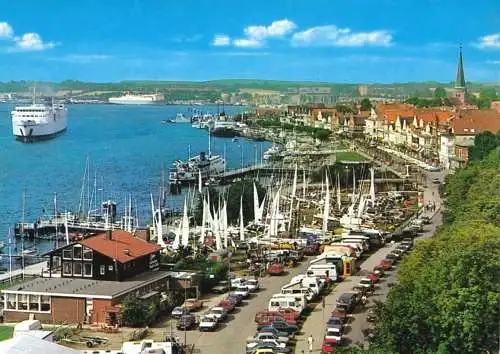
left=232, top=138, right=238, bottom=142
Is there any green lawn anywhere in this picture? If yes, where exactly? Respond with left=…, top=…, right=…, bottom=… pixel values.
left=0, top=326, right=14, bottom=341
left=336, top=151, right=366, bottom=161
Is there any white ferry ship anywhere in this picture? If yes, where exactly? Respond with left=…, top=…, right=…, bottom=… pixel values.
left=108, top=91, right=164, bottom=105
left=11, top=93, right=67, bottom=143
left=169, top=152, right=225, bottom=184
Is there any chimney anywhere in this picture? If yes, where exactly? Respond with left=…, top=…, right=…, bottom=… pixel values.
left=107, top=229, right=112, bottom=240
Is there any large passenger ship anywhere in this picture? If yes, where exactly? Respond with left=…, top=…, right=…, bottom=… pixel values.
left=11, top=93, right=67, bottom=143
left=108, top=91, right=164, bottom=105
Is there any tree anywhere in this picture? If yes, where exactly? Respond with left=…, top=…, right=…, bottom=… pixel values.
left=469, top=131, right=500, bottom=161
left=313, top=128, right=331, bottom=141
left=434, top=87, right=447, bottom=99
left=360, top=98, right=372, bottom=111
left=121, top=296, right=150, bottom=327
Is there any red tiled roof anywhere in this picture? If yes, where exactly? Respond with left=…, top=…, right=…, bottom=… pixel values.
left=452, top=109, right=500, bottom=135
left=383, top=109, right=415, bottom=123
left=80, top=230, right=162, bottom=263
left=414, top=109, right=452, bottom=123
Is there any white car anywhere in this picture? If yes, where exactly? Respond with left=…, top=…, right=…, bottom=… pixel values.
left=209, top=307, right=228, bottom=322
left=231, top=277, right=247, bottom=289
left=234, top=285, right=250, bottom=298
left=325, top=327, right=342, bottom=344
left=358, top=278, right=374, bottom=289
left=246, top=338, right=286, bottom=351
left=245, top=279, right=260, bottom=292
left=198, top=315, right=218, bottom=331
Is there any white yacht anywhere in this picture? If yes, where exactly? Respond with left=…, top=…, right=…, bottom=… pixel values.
left=11, top=92, right=67, bottom=143
left=108, top=91, right=164, bottom=105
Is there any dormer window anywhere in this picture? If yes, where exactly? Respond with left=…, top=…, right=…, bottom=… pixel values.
left=470, top=128, right=475, bottom=133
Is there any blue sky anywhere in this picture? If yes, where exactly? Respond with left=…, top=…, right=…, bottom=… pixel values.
left=0, top=0, right=499, bottom=83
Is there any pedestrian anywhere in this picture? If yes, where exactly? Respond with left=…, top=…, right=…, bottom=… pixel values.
left=307, top=334, right=314, bottom=353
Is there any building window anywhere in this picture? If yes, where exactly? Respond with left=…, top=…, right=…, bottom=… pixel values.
left=108, top=265, right=114, bottom=271
left=63, top=248, right=73, bottom=260
left=63, top=262, right=72, bottom=276
left=18, top=294, right=28, bottom=310
left=6, top=293, right=16, bottom=310
left=41, top=296, right=51, bottom=312
left=73, top=245, right=82, bottom=259
left=84, top=263, right=92, bottom=277
left=100, top=265, right=105, bottom=275
left=29, top=295, right=39, bottom=311
left=83, top=247, right=93, bottom=260
left=73, top=262, right=82, bottom=276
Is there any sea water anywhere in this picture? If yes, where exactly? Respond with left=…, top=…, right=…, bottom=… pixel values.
left=0, top=103, right=270, bottom=258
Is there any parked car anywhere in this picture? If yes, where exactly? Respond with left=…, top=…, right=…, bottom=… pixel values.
left=322, top=337, right=337, bottom=353
left=246, top=338, right=287, bottom=352
left=231, top=277, right=247, bottom=289
left=251, top=332, right=289, bottom=345
left=267, top=320, right=298, bottom=336
left=171, top=306, right=190, bottom=319
left=209, top=307, right=228, bottom=322
left=326, top=317, right=344, bottom=330
left=198, top=315, right=218, bottom=331
left=431, top=177, right=441, bottom=184
left=331, top=309, right=347, bottom=323
left=212, top=280, right=230, bottom=294
left=218, top=299, right=236, bottom=313
left=379, top=259, right=393, bottom=271
left=372, top=266, right=386, bottom=277
left=227, top=293, right=244, bottom=306
left=176, top=314, right=197, bottom=330
left=257, top=326, right=289, bottom=341
left=246, top=279, right=260, bottom=292
left=183, top=298, right=203, bottom=311
left=385, top=253, right=399, bottom=262
left=235, top=285, right=250, bottom=298
left=267, top=262, right=284, bottom=275
left=336, top=292, right=358, bottom=313
left=357, top=278, right=375, bottom=290
left=255, top=311, right=297, bottom=326
left=325, top=327, right=342, bottom=344
left=366, top=272, right=380, bottom=283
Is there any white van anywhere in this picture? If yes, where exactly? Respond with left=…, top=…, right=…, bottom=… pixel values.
left=281, top=281, right=316, bottom=301
left=271, top=293, right=307, bottom=311
left=268, top=296, right=304, bottom=313
left=341, top=237, right=370, bottom=251
left=332, top=242, right=363, bottom=257
left=306, top=264, right=338, bottom=282
left=291, top=274, right=325, bottom=295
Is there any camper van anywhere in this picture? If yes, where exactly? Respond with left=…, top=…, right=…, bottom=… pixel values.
left=306, top=264, right=338, bottom=282
left=268, top=295, right=304, bottom=313
left=332, top=242, right=363, bottom=257
left=271, top=293, right=307, bottom=311
left=341, top=235, right=370, bottom=251
left=291, top=274, right=325, bottom=295
left=281, top=281, right=316, bottom=301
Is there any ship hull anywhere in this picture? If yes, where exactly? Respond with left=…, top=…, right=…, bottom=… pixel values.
left=15, top=127, right=67, bottom=143
left=108, top=99, right=158, bottom=105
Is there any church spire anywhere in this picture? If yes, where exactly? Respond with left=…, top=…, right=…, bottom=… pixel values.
left=455, top=45, right=466, bottom=89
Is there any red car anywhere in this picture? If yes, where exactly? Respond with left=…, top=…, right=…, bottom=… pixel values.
left=366, top=272, right=380, bottom=283
left=330, top=309, right=347, bottom=323
left=267, top=262, right=284, bottom=275
left=278, top=308, right=300, bottom=320
left=322, top=337, right=337, bottom=353
left=379, top=260, right=393, bottom=271
left=218, top=300, right=235, bottom=313
left=255, top=311, right=297, bottom=326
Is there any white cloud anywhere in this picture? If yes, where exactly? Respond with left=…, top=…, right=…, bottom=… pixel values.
left=0, top=22, right=14, bottom=38
left=291, top=25, right=392, bottom=47
left=233, top=38, right=263, bottom=48
left=477, top=33, right=500, bottom=49
left=12, top=32, right=56, bottom=51
left=244, top=19, right=296, bottom=40
left=212, top=34, right=231, bottom=46
left=486, top=60, right=500, bottom=64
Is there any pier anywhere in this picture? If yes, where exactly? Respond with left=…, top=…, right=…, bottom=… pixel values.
left=214, top=163, right=311, bottom=182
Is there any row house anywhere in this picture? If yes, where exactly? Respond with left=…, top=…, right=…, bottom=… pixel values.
left=308, top=108, right=340, bottom=130
left=439, top=109, right=500, bottom=169
left=365, top=103, right=453, bottom=158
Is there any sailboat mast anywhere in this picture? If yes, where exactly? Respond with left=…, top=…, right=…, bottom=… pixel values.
left=8, top=228, right=12, bottom=284
left=54, top=192, right=58, bottom=249
left=21, top=191, right=25, bottom=279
